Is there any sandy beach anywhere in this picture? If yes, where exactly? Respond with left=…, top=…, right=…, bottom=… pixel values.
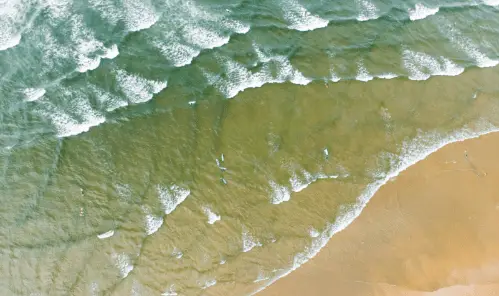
left=258, top=131, right=499, bottom=296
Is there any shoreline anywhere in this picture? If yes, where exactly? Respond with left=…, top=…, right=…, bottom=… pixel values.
left=255, top=127, right=499, bottom=296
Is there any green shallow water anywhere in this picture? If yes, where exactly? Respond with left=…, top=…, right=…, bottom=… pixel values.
left=1, top=0, right=499, bottom=295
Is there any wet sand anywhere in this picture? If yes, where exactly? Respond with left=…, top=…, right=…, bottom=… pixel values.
left=258, top=131, right=499, bottom=296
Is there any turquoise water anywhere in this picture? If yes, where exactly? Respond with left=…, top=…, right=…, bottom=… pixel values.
left=1, top=0, right=499, bottom=295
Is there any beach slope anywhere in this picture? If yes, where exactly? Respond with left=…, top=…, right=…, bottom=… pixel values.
left=259, top=132, right=499, bottom=296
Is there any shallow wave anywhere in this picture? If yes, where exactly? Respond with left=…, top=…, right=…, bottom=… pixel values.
left=440, top=24, right=499, bottom=68
left=281, top=0, right=329, bottom=31
left=271, top=1, right=495, bottom=33
left=88, top=0, right=159, bottom=32
left=253, top=121, right=499, bottom=295
left=355, top=60, right=374, bottom=82
left=204, top=47, right=311, bottom=98
left=66, top=16, right=121, bottom=73
left=149, top=1, right=250, bottom=68
left=122, top=0, right=159, bottom=32
left=402, top=50, right=464, bottom=81
left=356, top=0, right=380, bottom=22
left=202, top=44, right=494, bottom=99
left=21, top=67, right=167, bottom=139
left=115, top=69, right=167, bottom=104
left=34, top=94, right=106, bottom=138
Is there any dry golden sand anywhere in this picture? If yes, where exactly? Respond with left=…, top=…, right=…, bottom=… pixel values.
left=258, top=132, right=499, bottom=296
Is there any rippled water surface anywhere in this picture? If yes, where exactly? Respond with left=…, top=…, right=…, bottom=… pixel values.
left=2, top=0, right=499, bottom=295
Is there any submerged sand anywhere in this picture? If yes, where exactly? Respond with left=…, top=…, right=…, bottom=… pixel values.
left=258, top=132, right=499, bottom=296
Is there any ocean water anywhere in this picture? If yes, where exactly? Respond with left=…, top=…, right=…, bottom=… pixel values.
left=2, top=0, right=499, bottom=295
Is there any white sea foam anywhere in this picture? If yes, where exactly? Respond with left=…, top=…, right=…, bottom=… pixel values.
left=145, top=213, right=164, bottom=235
left=90, top=85, right=128, bottom=112
left=289, top=170, right=336, bottom=193
left=0, top=33, right=21, bottom=51
left=254, top=272, right=271, bottom=283
left=329, top=73, right=341, bottom=82
left=90, top=282, right=99, bottom=296
left=154, top=40, right=201, bottom=67
left=253, top=44, right=272, bottom=63
left=23, top=88, right=46, bottom=102
left=113, top=253, right=134, bottom=278
left=122, top=0, right=159, bottom=32
left=201, top=279, right=217, bottom=289
left=444, top=26, right=499, bottom=68
left=182, top=25, right=230, bottom=49
left=251, top=122, right=499, bottom=296
left=282, top=0, right=329, bottom=31
left=220, top=18, right=250, bottom=34
left=0, top=0, right=28, bottom=51
left=44, top=0, right=72, bottom=19
left=88, top=0, right=122, bottom=25
left=157, top=184, right=191, bottom=215
left=356, top=0, right=379, bottom=22
left=149, top=1, right=249, bottom=68
left=116, top=70, right=167, bottom=104
left=103, top=44, right=119, bottom=59
left=484, top=0, right=499, bottom=6
left=408, top=4, right=439, bottom=21
left=402, top=50, right=464, bottom=81
left=69, top=25, right=119, bottom=73
left=39, top=98, right=106, bottom=138
left=355, top=61, right=374, bottom=82
left=97, top=230, right=115, bottom=239
left=162, top=285, right=178, bottom=296
left=269, top=181, right=291, bottom=205
left=242, top=228, right=262, bottom=252
left=202, top=206, right=221, bottom=224
left=37, top=28, right=70, bottom=75
left=115, top=183, right=132, bottom=200
left=208, top=54, right=311, bottom=98
left=171, top=248, right=183, bottom=259
left=377, top=73, right=398, bottom=80
left=69, top=16, right=110, bottom=73
left=308, top=227, right=320, bottom=238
